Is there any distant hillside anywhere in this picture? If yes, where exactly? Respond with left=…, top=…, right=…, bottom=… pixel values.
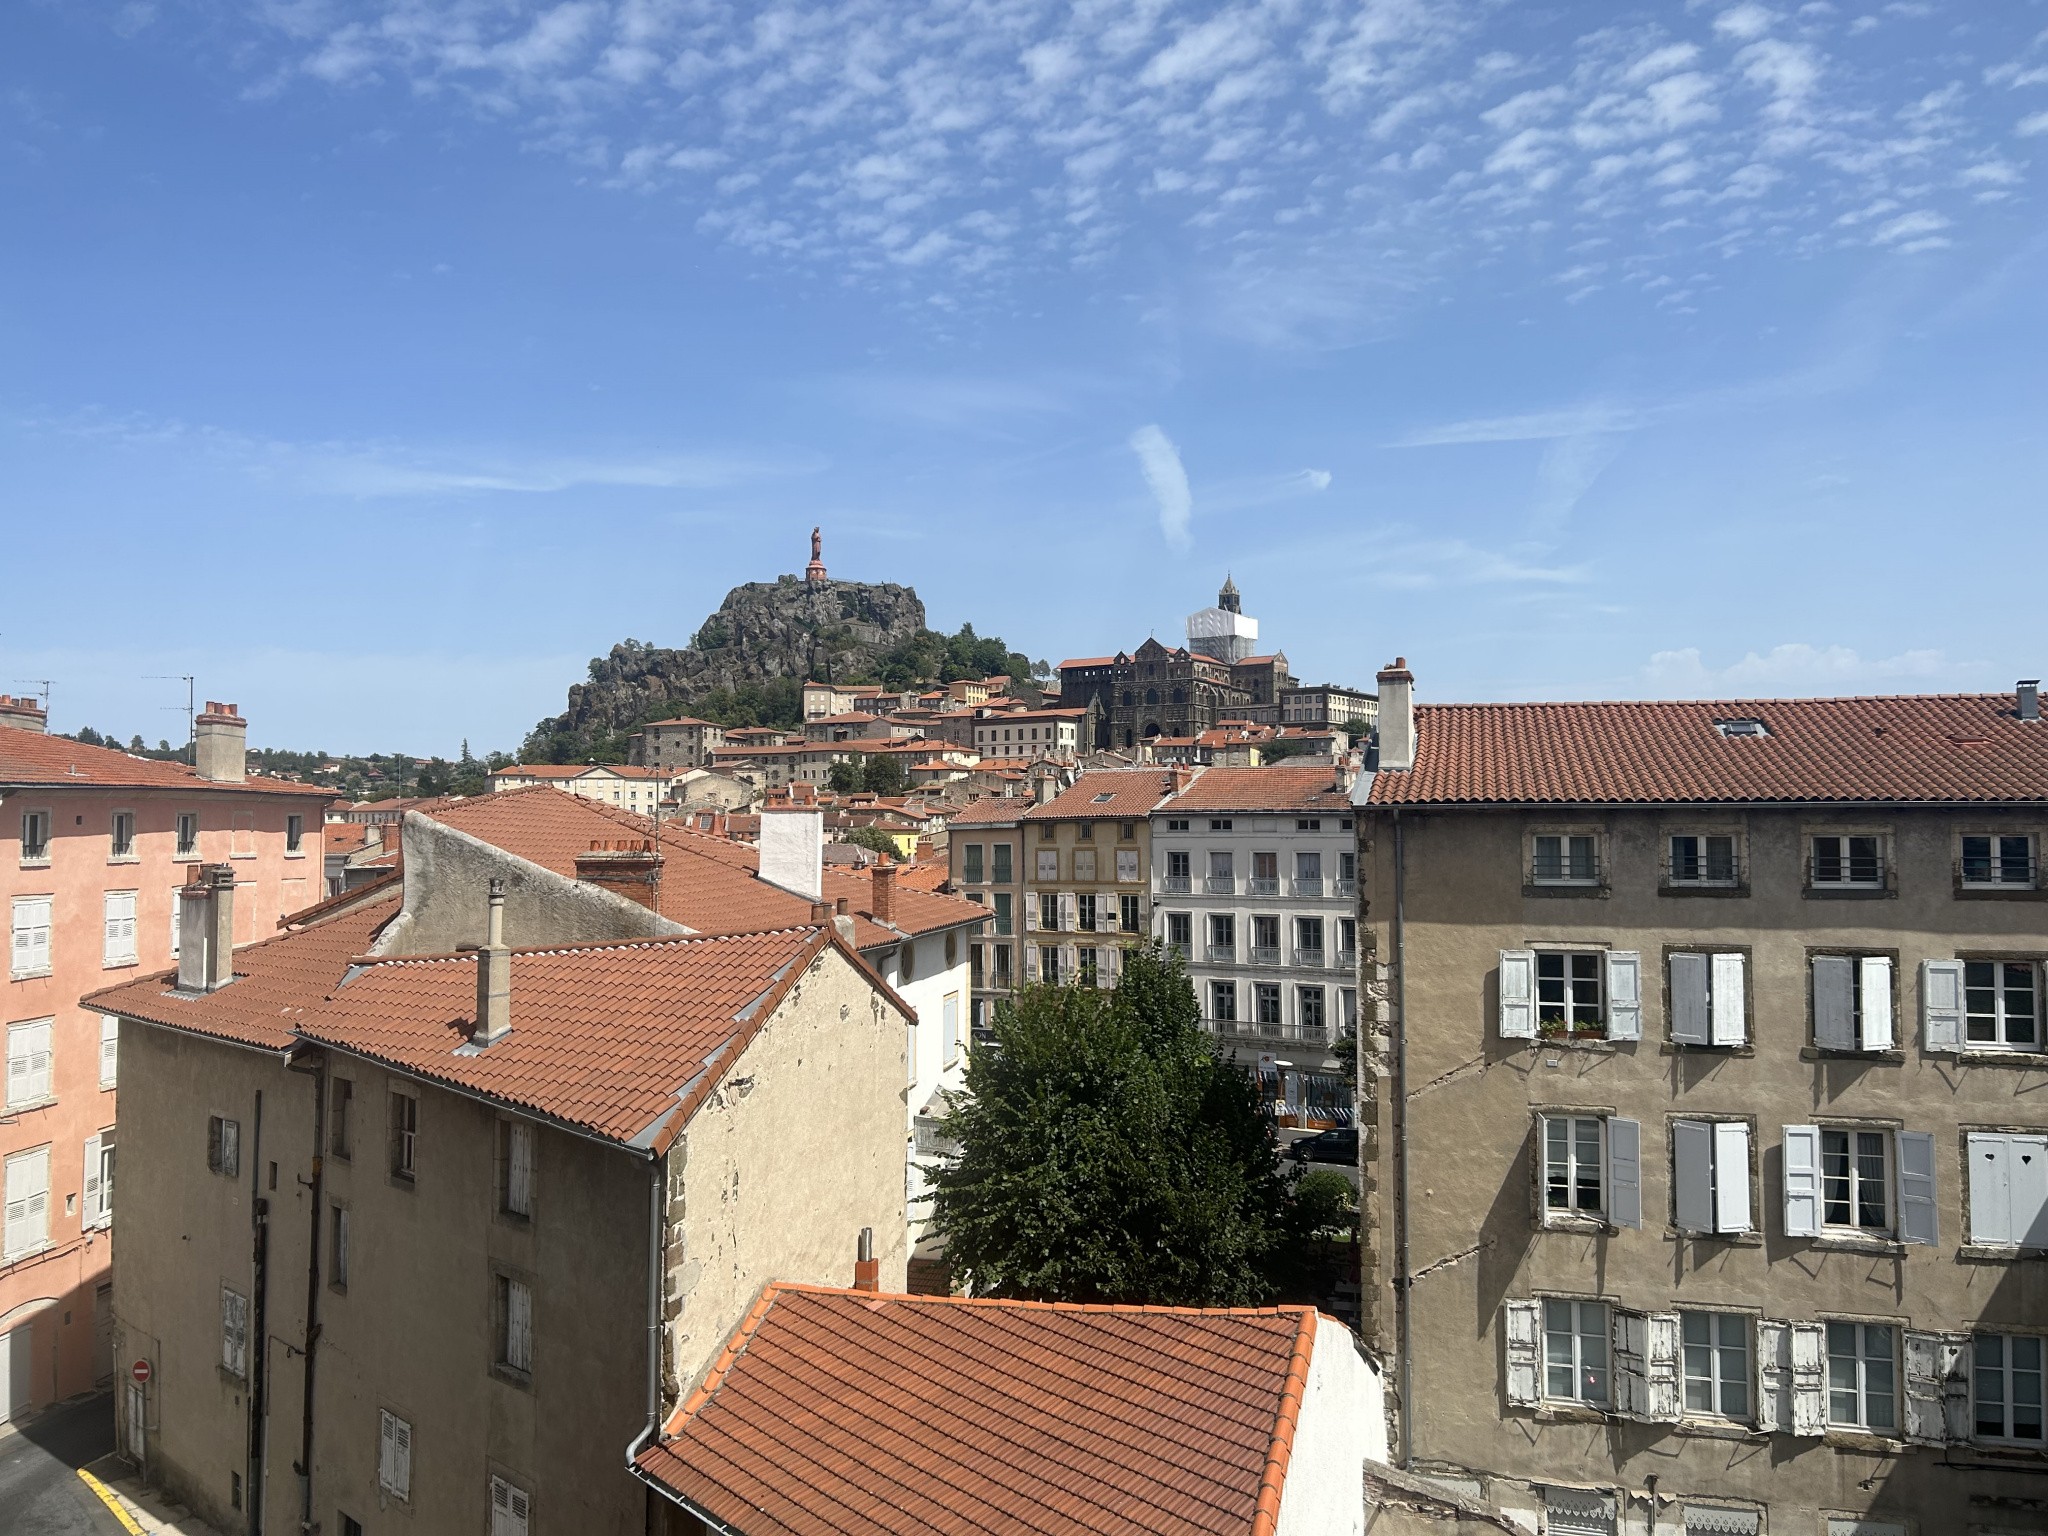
left=523, top=573, right=1045, bottom=763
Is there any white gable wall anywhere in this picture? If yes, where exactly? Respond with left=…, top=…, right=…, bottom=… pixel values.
left=1274, top=1320, right=1385, bottom=1536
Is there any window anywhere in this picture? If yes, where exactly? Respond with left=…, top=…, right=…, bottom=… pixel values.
left=1207, top=850, right=1233, bottom=890
left=1672, top=1120, right=1752, bottom=1234
left=1298, top=986, right=1326, bottom=1036
left=1532, top=832, right=1598, bottom=884
left=99, top=1017, right=119, bottom=1088
left=943, top=993, right=961, bottom=1063
left=963, top=844, right=984, bottom=883
left=207, top=1115, right=241, bottom=1177
left=330, top=1204, right=350, bottom=1291
left=1297, top=818, right=1322, bottom=832
left=992, top=892, right=1013, bottom=936
left=1039, top=824, right=1054, bottom=842
left=1077, top=947, right=1099, bottom=986
left=1974, top=1334, right=2044, bottom=1444
left=1682, top=1508, right=1760, bottom=1536
left=1039, top=945, right=1060, bottom=985
left=1294, top=850, right=1322, bottom=891
left=1209, top=818, right=1233, bottom=831
left=104, top=891, right=138, bottom=968
left=1073, top=849, right=1096, bottom=883
left=1035, top=849, right=1058, bottom=881
left=1499, top=950, right=1641, bottom=1041
left=1251, top=913, right=1280, bottom=961
left=1038, top=892, right=1059, bottom=932
left=1337, top=918, right=1357, bottom=958
left=498, top=1274, right=534, bottom=1376
left=1681, top=1313, right=1751, bottom=1420
left=1119, top=821, right=1135, bottom=842
left=1822, top=1128, right=1890, bottom=1232
left=331, top=1078, right=353, bottom=1159
left=500, top=1120, right=535, bottom=1218
left=6, top=1019, right=53, bottom=1108
left=378, top=1410, right=412, bottom=1501
left=1826, top=1321, right=1897, bottom=1432
left=1965, top=1132, right=2048, bottom=1247
left=287, top=814, right=304, bottom=854
left=3, top=1146, right=51, bottom=1260
left=1166, top=818, right=1189, bottom=832
left=390, top=1092, right=418, bottom=1181
left=12, top=896, right=53, bottom=978
left=1166, top=912, right=1191, bottom=954
left=1811, top=954, right=1894, bottom=1051
left=991, top=844, right=1012, bottom=884
left=1119, top=893, right=1140, bottom=933
left=990, top=944, right=1012, bottom=987
left=221, top=1286, right=249, bottom=1379
left=79, top=1130, right=113, bottom=1229
left=1544, top=1299, right=1611, bottom=1404
left=1254, top=983, right=1282, bottom=1027
left=1668, top=833, right=1737, bottom=886
left=1669, top=952, right=1747, bottom=1047
left=1714, top=718, right=1768, bottom=738
left=1962, top=834, right=2034, bottom=888
left=1208, top=913, right=1235, bottom=957
left=1077, top=822, right=1094, bottom=842
left=1294, top=916, right=1324, bottom=961
left=1115, top=848, right=1139, bottom=883
left=1541, top=1114, right=1642, bottom=1227
left=1210, top=981, right=1237, bottom=1023
left=1249, top=850, right=1277, bottom=892
left=19, top=809, right=51, bottom=863
left=491, top=1475, right=532, bottom=1536
left=1784, top=1125, right=1935, bottom=1243
left=1964, top=960, right=2040, bottom=1049
left=176, top=813, right=199, bottom=857
left=110, top=812, right=135, bottom=860
left=1810, top=833, right=1884, bottom=888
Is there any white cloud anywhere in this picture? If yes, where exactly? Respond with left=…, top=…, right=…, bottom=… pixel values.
left=1128, top=424, right=1193, bottom=551
left=1642, top=643, right=1956, bottom=695
left=2020, top=110, right=2048, bottom=136
left=1714, top=5, right=1779, bottom=43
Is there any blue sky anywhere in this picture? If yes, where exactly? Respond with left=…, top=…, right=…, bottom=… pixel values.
left=5, top=0, right=2046, bottom=756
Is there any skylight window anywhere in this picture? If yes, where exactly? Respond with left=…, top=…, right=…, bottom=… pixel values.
left=1713, top=719, right=1769, bottom=739
left=1091, top=792, right=1116, bottom=803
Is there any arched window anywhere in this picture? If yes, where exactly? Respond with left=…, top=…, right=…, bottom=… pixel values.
left=1122, top=691, right=1133, bottom=707
left=1171, top=688, right=1186, bottom=705
left=1143, top=721, right=1162, bottom=739
left=1145, top=688, right=1159, bottom=706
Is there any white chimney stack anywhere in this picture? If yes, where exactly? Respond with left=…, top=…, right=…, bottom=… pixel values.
left=758, top=807, right=823, bottom=902
left=177, top=864, right=238, bottom=992
left=193, top=701, right=248, bottom=784
left=1375, top=657, right=1416, bottom=772
left=472, top=879, right=512, bottom=1046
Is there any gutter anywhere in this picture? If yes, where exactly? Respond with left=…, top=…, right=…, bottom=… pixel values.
left=1392, top=808, right=1413, bottom=1471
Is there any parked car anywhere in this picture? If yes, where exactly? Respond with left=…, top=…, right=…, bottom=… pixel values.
left=1286, top=1126, right=1358, bottom=1165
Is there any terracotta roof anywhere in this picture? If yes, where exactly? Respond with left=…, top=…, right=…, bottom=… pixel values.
left=1370, top=692, right=2048, bottom=807
left=1236, top=655, right=1282, bottom=665
left=892, top=862, right=952, bottom=893
left=1165, top=766, right=1354, bottom=814
left=1026, top=769, right=1190, bottom=822
left=634, top=1284, right=1319, bottom=1536
left=0, top=733, right=329, bottom=796
left=83, top=889, right=402, bottom=1052
left=325, top=823, right=371, bottom=855
left=943, top=796, right=1029, bottom=828
left=1057, top=656, right=1119, bottom=670
left=977, top=708, right=1085, bottom=724
left=298, top=927, right=838, bottom=1151
left=491, top=764, right=586, bottom=779
left=646, top=716, right=719, bottom=728
left=810, top=712, right=881, bottom=725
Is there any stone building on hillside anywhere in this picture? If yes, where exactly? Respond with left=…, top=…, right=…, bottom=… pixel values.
left=1059, top=628, right=1297, bottom=752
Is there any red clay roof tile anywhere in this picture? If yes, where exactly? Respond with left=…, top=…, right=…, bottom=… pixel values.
left=0, top=733, right=330, bottom=796
left=1165, top=766, right=1353, bottom=815
left=1025, top=769, right=1191, bottom=822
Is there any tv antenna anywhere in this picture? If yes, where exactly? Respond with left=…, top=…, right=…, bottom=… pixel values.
left=146, top=675, right=196, bottom=747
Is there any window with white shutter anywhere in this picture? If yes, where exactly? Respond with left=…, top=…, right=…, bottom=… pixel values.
left=6, top=1019, right=54, bottom=1109
left=1966, top=1132, right=2048, bottom=1248
left=378, top=1410, right=412, bottom=1500
left=83, top=1130, right=113, bottom=1230
left=12, top=896, right=53, bottom=979
left=1498, top=949, right=1535, bottom=1038
left=1604, top=951, right=1641, bottom=1041
left=1921, top=958, right=1965, bottom=1053
left=1903, top=1329, right=1968, bottom=1446
left=100, top=1017, right=119, bottom=1088
left=1812, top=954, right=1895, bottom=1051
left=1670, top=952, right=1747, bottom=1047
left=490, top=1475, right=531, bottom=1536
left=4, top=1145, right=52, bottom=1261
left=1502, top=1299, right=1541, bottom=1406
left=1540, top=1114, right=1639, bottom=1228
left=103, top=891, right=138, bottom=968
left=221, top=1287, right=249, bottom=1379
left=1672, top=1120, right=1752, bottom=1235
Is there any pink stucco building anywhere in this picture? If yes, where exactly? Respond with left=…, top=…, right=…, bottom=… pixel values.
left=1, top=695, right=328, bottom=1422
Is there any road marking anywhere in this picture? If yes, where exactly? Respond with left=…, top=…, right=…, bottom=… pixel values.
left=77, top=1467, right=147, bottom=1534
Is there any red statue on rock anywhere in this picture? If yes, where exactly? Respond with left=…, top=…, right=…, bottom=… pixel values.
left=805, top=526, right=828, bottom=585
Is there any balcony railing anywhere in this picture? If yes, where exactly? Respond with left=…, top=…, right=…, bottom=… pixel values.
left=1959, top=856, right=2039, bottom=889
left=1293, top=948, right=1327, bottom=970
left=1161, top=874, right=1192, bottom=894
left=1529, top=854, right=1602, bottom=886
left=1204, top=875, right=1236, bottom=895
left=1247, top=876, right=1280, bottom=896
left=1293, top=876, right=1324, bottom=898
left=1336, top=948, right=1358, bottom=972
left=1206, top=943, right=1237, bottom=964
left=1334, top=877, right=1356, bottom=898
left=1167, top=941, right=1192, bottom=961
left=1250, top=946, right=1282, bottom=966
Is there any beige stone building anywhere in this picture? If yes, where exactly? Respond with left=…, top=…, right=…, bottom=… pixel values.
left=1353, top=663, right=2048, bottom=1536
left=88, top=802, right=917, bottom=1535
left=1016, top=769, right=1189, bottom=990
left=628, top=716, right=726, bottom=771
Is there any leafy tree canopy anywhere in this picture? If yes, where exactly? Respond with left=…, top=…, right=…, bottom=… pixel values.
left=843, top=826, right=901, bottom=857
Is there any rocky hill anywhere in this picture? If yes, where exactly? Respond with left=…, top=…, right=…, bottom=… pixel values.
left=522, top=571, right=1039, bottom=763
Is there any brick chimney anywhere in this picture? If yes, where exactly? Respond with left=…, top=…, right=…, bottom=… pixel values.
left=194, top=701, right=248, bottom=784
left=0, top=695, right=48, bottom=733
left=871, top=861, right=897, bottom=926
left=473, top=879, right=512, bottom=1046
left=853, top=1227, right=878, bottom=1293
left=1375, top=657, right=1416, bottom=772
left=177, top=864, right=237, bottom=992
left=574, top=839, right=663, bottom=910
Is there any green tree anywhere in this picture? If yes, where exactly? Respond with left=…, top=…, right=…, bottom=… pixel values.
left=843, top=826, right=900, bottom=858
left=861, top=753, right=909, bottom=795
left=930, top=945, right=1300, bottom=1306
left=827, top=759, right=863, bottom=793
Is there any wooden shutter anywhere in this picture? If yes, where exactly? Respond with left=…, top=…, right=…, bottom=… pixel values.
left=1022, top=946, right=1038, bottom=981
left=1645, top=1313, right=1682, bottom=1421
left=1613, top=1309, right=1649, bottom=1419
left=1860, top=956, right=1894, bottom=1050
left=1920, top=959, right=1964, bottom=1053
left=1897, top=1130, right=1937, bottom=1246
left=221, top=1288, right=247, bottom=1378
left=1710, top=953, right=1746, bottom=1045
left=1669, top=953, right=1710, bottom=1045
left=1812, top=956, right=1856, bottom=1050
left=1903, top=1331, right=1949, bottom=1445
left=1023, top=899, right=1038, bottom=933
left=1673, top=1119, right=1715, bottom=1233
left=2019, top=1135, right=2048, bottom=1247
left=1606, top=1117, right=1641, bottom=1229
left=100, top=1018, right=119, bottom=1088
left=1968, top=1133, right=2011, bottom=1245
left=1605, top=951, right=1641, bottom=1040
left=380, top=1410, right=412, bottom=1498
left=1502, top=1300, right=1541, bottom=1406
left=1755, top=1320, right=1790, bottom=1432
left=13, top=897, right=52, bottom=976
left=1788, top=1322, right=1827, bottom=1437
left=1713, top=1120, right=1752, bottom=1234
left=4, top=1147, right=49, bottom=1259
left=1940, top=1334, right=1972, bottom=1441
left=1498, top=950, right=1536, bottom=1039
left=1057, top=893, right=1075, bottom=933
left=83, top=1135, right=102, bottom=1229
left=1782, top=1126, right=1821, bottom=1237
left=492, top=1477, right=530, bottom=1536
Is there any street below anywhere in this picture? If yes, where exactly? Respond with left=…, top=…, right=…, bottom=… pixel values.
left=0, top=1393, right=126, bottom=1536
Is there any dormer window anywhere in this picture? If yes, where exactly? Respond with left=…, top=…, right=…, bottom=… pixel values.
left=1714, top=718, right=1769, bottom=738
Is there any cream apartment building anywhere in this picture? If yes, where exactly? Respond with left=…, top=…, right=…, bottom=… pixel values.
left=1353, top=663, right=2048, bottom=1536
left=1017, top=770, right=1188, bottom=989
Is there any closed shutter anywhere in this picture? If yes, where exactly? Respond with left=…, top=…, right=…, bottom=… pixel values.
left=1645, top=1313, right=1682, bottom=1420
left=13, top=897, right=52, bottom=977
left=1669, top=953, right=1710, bottom=1045
left=1782, top=1125, right=1821, bottom=1237
left=507, top=1122, right=535, bottom=1217
left=505, top=1280, right=533, bottom=1372
left=1673, top=1119, right=1715, bottom=1233
left=1605, top=951, right=1641, bottom=1040
left=1116, top=849, right=1139, bottom=883
left=104, top=893, right=137, bottom=967
left=1022, top=946, right=1038, bottom=981
left=1606, top=1117, right=1641, bottom=1229
left=1024, top=900, right=1038, bottom=933
left=4, top=1148, right=50, bottom=1260
left=1710, top=953, right=1746, bottom=1045
left=1612, top=1310, right=1649, bottom=1418
left=491, top=1476, right=530, bottom=1536
left=1813, top=956, right=1856, bottom=1050
left=1897, top=1130, right=1937, bottom=1246
left=1713, top=1120, right=1752, bottom=1234
left=1903, top=1331, right=1951, bottom=1445
left=380, top=1410, right=412, bottom=1498
left=221, top=1288, right=248, bottom=1378
left=1921, top=959, right=1964, bottom=1053
left=83, top=1135, right=102, bottom=1228
left=1498, top=950, right=1536, bottom=1039
left=1788, top=1321, right=1827, bottom=1437
left=100, top=1019, right=118, bottom=1088
left=1968, top=1133, right=2010, bottom=1244
left=1860, top=956, right=1894, bottom=1049
left=8, top=1021, right=52, bottom=1107
left=1755, top=1320, right=1790, bottom=1433
left=1057, top=893, right=1074, bottom=933
left=1502, top=1300, right=1541, bottom=1406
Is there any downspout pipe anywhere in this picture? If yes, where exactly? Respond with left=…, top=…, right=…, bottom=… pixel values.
left=625, top=1157, right=664, bottom=1474
left=286, top=1050, right=326, bottom=1535
left=1392, top=808, right=1413, bottom=1470
left=248, top=1089, right=267, bottom=1536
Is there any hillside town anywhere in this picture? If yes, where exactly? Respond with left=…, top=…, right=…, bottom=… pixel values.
left=3, top=536, right=2043, bottom=1536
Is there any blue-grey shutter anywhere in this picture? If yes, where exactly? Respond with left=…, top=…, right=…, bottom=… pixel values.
left=1672, top=1119, right=1715, bottom=1233
left=1669, top=953, right=1710, bottom=1046
left=1607, top=1117, right=1642, bottom=1229
left=1897, top=1130, right=1938, bottom=1246
left=1812, top=956, right=1856, bottom=1051
left=1921, top=959, right=1964, bottom=1053
left=1605, top=951, right=1641, bottom=1041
